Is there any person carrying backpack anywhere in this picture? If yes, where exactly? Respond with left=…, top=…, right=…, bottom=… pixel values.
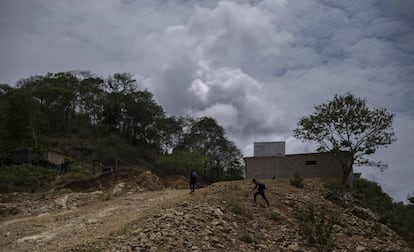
left=189, top=170, right=197, bottom=193
left=251, top=178, right=270, bottom=207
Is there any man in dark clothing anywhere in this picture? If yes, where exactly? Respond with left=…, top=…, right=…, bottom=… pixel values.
left=251, top=178, right=270, bottom=207
left=189, top=170, right=197, bottom=193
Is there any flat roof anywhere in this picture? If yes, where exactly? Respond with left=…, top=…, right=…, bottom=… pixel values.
left=244, top=151, right=350, bottom=159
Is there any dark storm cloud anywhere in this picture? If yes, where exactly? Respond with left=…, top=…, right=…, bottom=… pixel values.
left=0, top=0, right=413, bottom=201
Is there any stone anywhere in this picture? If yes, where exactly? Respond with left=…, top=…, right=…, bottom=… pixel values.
left=213, top=208, right=224, bottom=216
left=112, top=182, right=125, bottom=196
left=286, top=242, right=300, bottom=251
left=355, top=245, right=367, bottom=252
left=257, top=244, right=269, bottom=249
left=350, top=206, right=378, bottom=221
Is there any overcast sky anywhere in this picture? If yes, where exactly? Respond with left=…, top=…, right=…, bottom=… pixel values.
left=1, top=0, right=413, bottom=202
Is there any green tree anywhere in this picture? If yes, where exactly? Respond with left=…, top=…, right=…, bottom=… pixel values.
left=155, top=150, right=205, bottom=176
left=293, top=93, right=396, bottom=185
left=182, top=117, right=244, bottom=183
left=100, top=91, right=124, bottom=131
left=0, top=84, right=12, bottom=95
left=123, top=90, right=165, bottom=146
left=18, top=72, right=78, bottom=136
left=105, top=72, right=136, bottom=93
left=157, top=116, right=184, bottom=154
left=0, top=87, right=43, bottom=150
left=76, top=75, right=104, bottom=132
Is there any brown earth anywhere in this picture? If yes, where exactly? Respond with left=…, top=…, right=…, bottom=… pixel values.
left=0, top=172, right=411, bottom=252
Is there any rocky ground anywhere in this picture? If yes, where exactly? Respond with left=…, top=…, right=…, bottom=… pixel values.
left=0, top=171, right=411, bottom=252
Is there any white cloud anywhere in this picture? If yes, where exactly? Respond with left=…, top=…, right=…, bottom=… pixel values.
left=190, top=103, right=239, bottom=130
left=0, top=0, right=413, bottom=202
left=188, top=79, right=210, bottom=103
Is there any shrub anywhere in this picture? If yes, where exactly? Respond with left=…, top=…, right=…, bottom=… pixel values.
left=0, top=205, right=20, bottom=217
left=59, top=164, right=92, bottom=181
left=353, top=178, right=393, bottom=214
left=0, top=164, right=57, bottom=192
left=98, top=192, right=112, bottom=201
left=227, top=184, right=241, bottom=191
left=267, top=210, right=282, bottom=222
left=226, top=199, right=244, bottom=215
left=295, top=204, right=336, bottom=251
left=324, top=182, right=347, bottom=206
left=289, top=171, right=304, bottom=188
left=372, top=222, right=383, bottom=235
left=240, top=231, right=256, bottom=244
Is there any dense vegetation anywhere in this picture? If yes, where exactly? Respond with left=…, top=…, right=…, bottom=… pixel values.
left=324, top=178, right=414, bottom=248
left=0, top=71, right=244, bottom=187
left=352, top=179, right=414, bottom=248
left=0, top=164, right=57, bottom=192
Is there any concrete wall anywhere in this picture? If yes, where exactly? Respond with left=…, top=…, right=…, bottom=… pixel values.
left=254, top=142, right=285, bottom=157
left=244, top=152, right=352, bottom=181
left=47, top=151, right=68, bottom=165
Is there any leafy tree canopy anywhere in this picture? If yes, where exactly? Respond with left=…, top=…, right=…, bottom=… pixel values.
left=294, top=93, right=396, bottom=184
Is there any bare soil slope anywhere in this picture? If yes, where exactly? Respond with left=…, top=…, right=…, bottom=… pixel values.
left=0, top=175, right=411, bottom=252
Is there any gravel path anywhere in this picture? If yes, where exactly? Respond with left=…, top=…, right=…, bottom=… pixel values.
left=0, top=189, right=189, bottom=252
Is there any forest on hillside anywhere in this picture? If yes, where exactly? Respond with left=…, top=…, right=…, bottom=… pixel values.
left=0, top=71, right=244, bottom=185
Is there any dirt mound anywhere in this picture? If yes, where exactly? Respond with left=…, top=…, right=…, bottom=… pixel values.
left=161, top=175, right=188, bottom=189
left=0, top=169, right=165, bottom=220
left=62, top=168, right=162, bottom=192
left=128, top=170, right=163, bottom=191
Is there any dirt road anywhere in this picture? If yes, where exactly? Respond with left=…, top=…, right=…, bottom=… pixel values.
left=0, top=189, right=189, bottom=252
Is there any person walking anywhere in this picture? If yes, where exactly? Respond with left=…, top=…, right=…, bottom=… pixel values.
left=251, top=178, right=270, bottom=207
left=189, top=170, right=197, bottom=193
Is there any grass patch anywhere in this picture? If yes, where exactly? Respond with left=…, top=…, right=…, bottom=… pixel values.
left=222, top=184, right=253, bottom=217
left=295, top=204, right=336, bottom=251
left=98, top=192, right=112, bottom=201
left=289, top=171, right=304, bottom=188
left=372, top=222, right=383, bottom=235
left=267, top=210, right=282, bottom=222
left=226, top=199, right=250, bottom=216
left=59, top=164, right=92, bottom=181
left=324, top=182, right=348, bottom=206
left=0, top=205, right=20, bottom=217
left=227, top=184, right=241, bottom=191
left=240, top=230, right=257, bottom=244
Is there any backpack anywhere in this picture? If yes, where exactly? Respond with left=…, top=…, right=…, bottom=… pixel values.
left=191, top=171, right=198, bottom=178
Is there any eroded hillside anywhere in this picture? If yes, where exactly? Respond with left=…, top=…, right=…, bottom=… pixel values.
left=0, top=172, right=411, bottom=251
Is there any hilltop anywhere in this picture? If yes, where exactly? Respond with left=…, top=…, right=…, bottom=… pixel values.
left=0, top=171, right=411, bottom=251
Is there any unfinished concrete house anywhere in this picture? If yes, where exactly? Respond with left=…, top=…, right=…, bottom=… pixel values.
left=244, top=142, right=354, bottom=184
